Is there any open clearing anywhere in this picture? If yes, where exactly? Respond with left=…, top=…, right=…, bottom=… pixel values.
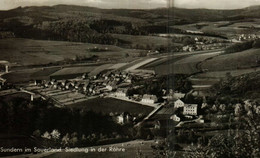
left=111, top=33, right=179, bottom=47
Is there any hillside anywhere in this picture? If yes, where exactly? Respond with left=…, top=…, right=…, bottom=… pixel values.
left=1, top=5, right=260, bottom=45
left=201, top=48, right=260, bottom=71
left=211, top=71, right=260, bottom=100
left=0, top=38, right=142, bottom=66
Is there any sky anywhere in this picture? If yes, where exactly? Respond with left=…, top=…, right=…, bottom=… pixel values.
left=1, top=0, right=260, bottom=10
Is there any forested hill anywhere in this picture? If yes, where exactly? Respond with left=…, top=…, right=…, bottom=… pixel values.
left=1, top=5, right=260, bottom=44
left=211, top=71, right=260, bottom=100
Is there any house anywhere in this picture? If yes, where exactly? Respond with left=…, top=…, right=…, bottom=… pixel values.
left=125, top=76, right=133, bottom=83
left=44, top=81, right=51, bottom=88
left=117, top=115, right=124, bottom=124
left=82, top=73, right=87, bottom=79
left=65, top=82, right=74, bottom=90
left=116, top=112, right=133, bottom=125
left=53, top=82, right=61, bottom=89
left=70, top=81, right=77, bottom=87
left=170, top=115, right=181, bottom=122
left=60, top=80, right=67, bottom=87
left=183, top=104, right=198, bottom=115
left=88, top=85, right=95, bottom=93
left=114, top=88, right=128, bottom=99
left=34, top=80, right=42, bottom=86
left=50, top=79, right=56, bottom=85
left=141, top=94, right=158, bottom=104
left=75, top=82, right=83, bottom=90
left=106, top=81, right=117, bottom=91
left=174, top=99, right=185, bottom=108
left=83, top=83, right=89, bottom=92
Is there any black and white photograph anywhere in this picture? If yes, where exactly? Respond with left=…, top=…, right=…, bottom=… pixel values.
left=0, top=0, right=260, bottom=157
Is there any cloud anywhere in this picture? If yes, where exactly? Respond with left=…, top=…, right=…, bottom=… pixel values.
left=174, top=0, right=260, bottom=9
left=1, top=0, right=260, bottom=10
left=0, top=0, right=167, bottom=10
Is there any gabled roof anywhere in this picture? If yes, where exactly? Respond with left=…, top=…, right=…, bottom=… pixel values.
left=184, top=104, right=198, bottom=108
left=143, top=94, right=157, bottom=100
left=116, top=88, right=128, bottom=93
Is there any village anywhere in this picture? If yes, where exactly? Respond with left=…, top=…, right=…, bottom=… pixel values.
left=0, top=59, right=209, bottom=132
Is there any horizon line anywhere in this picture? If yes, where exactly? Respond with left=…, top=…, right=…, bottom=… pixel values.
left=0, top=3, right=259, bottom=11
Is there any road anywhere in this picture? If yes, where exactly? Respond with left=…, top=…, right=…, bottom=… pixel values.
left=176, top=116, right=203, bottom=127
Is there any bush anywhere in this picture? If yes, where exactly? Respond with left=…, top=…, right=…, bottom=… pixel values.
left=252, top=39, right=260, bottom=48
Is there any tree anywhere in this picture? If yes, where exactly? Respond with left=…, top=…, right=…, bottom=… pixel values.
left=61, top=133, right=70, bottom=146
left=125, top=53, right=129, bottom=58
left=51, top=129, right=60, bottom=140
left=183, top=103, right=260, bottom=158
left=70, top=136, right=78, bottom=147
left=42, top=131, right=51, bottom=139
left=183, top=37, right=196, bottom=45
left=33, top=129, right=41, bottom=138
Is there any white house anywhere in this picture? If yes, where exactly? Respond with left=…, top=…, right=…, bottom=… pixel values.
left=116, top=112, right=133, bottom=125
left=170, top=115, right=181, bottom=122
left=141, top=94, right=158, bottom=104
left=183, top=104, right=198, bottom=115
left=174, top=99, right=185, bottom=108
left=117, top=115, right=124, bottom=125
left=114, top=88, right=128, bottom=99
left=106, top=81, right=117, bottom=91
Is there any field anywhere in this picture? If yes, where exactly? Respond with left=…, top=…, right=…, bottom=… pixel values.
left=111, top=34, right=180, bottom=47
left=140, top=55, right=187, bottom=70
left=0, top=92, right=31, bottom=101
left=201, top=49, right=260, bottom=71
left=108, top=63, right=128, bottom=70
left=68, top=98, right=154, bottom=115
left=193, top=67, right=260, bottom=79
left=125, top=58, right=158, bottom=71
left=88, top=64, right=114, bottom=76
left=2, top=67, right=62, bottom=83
left=118, top=57, right=150, bottom=71
left=2, top=68, right=41, bottom=83
left=50, top=66, right=96, bottom=77
left=0, top=38, right=142, bottom=66
left=148, top=51, right=221, bottom=75
left=174, top=20, right=260, bottom=37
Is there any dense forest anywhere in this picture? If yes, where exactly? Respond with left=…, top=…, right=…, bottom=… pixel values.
left=210, top=71, right=260, bottom=101
left=0, top=96, right=137, bottom=150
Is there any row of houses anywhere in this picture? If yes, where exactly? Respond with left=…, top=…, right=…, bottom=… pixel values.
left=236, top=34, right=259, bottom=41
left=112, top=88, right=158, bottom=105
left=182, top=43, right=226, bottom=52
